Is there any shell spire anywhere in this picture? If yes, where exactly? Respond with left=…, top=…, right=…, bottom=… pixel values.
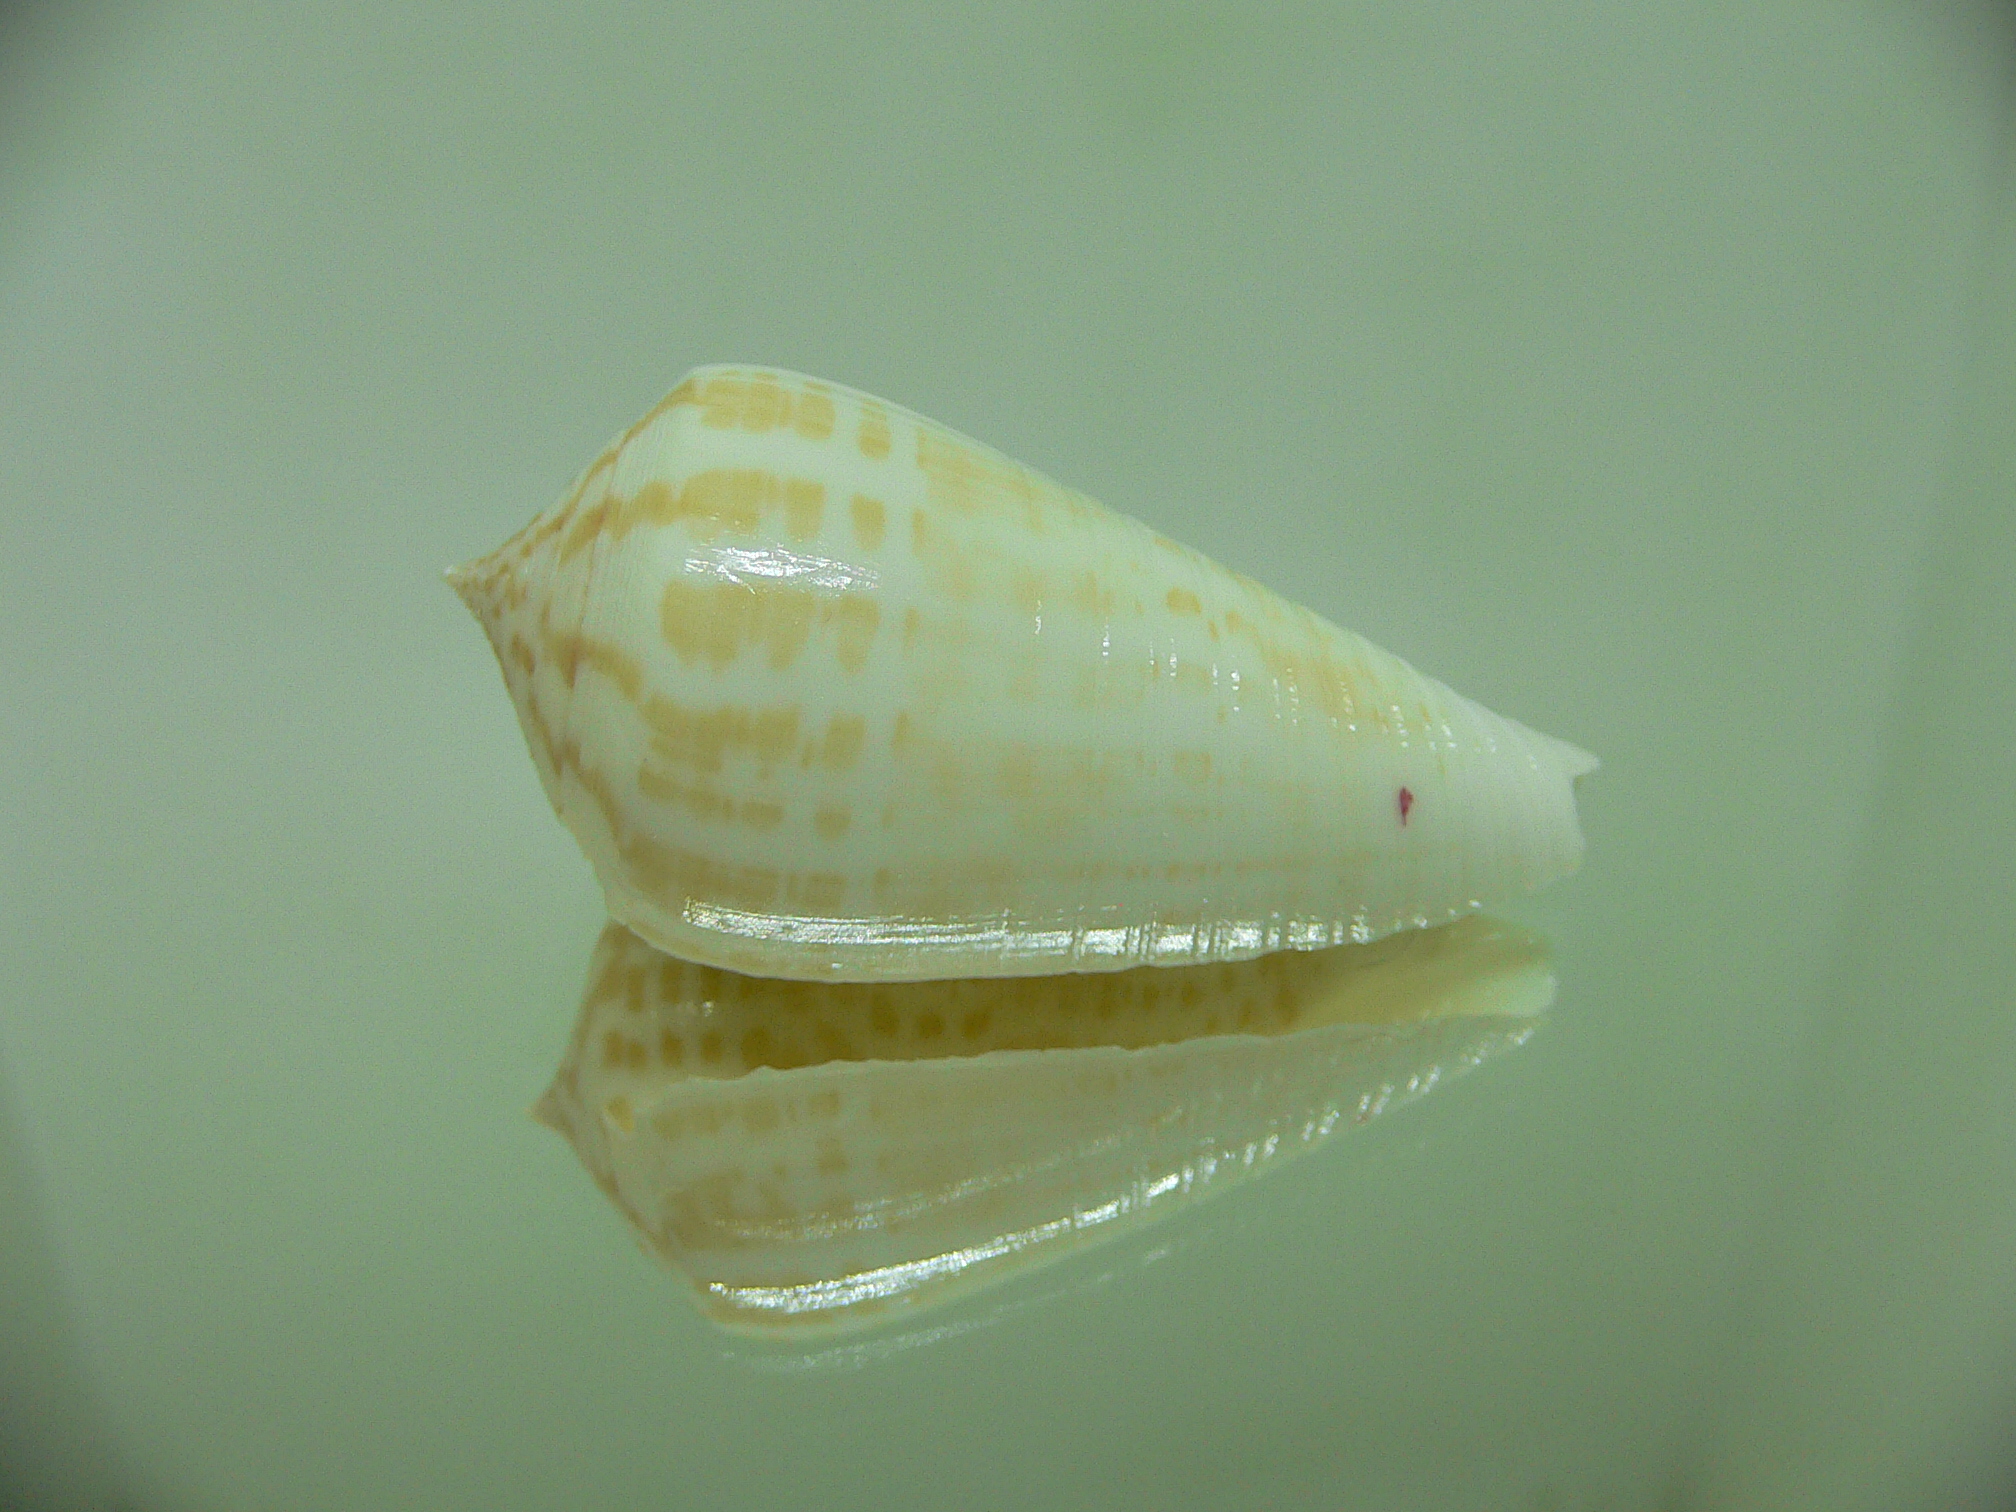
left=452, top=366, right=1595, bottom=982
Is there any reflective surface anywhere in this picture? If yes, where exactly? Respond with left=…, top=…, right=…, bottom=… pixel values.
left=539, top=917, right=1549, bottom=1333
left=2, top=4, right=2012, bottom=1510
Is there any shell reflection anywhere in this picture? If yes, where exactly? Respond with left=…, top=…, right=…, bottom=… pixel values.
left=537, top=915, right=1553, bottom=1335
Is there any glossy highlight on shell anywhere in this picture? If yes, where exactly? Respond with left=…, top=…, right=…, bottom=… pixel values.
left=450, top=366, right=1595, bottom=982
left=536, top=915, right=1553, bottom=1334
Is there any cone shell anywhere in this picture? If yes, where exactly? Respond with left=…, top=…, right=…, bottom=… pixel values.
left=453, top=366, right=1595, bottom=981
left=536, top=915, right=1550, bottom=1334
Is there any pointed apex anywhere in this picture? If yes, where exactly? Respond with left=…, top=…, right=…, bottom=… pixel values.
left=530, top=1082, right=569, bottom=1135
left=443, top=556, right=493, bottom=623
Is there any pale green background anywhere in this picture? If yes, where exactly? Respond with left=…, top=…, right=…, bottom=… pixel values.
left=2, top=4, right=2013, bottom=1509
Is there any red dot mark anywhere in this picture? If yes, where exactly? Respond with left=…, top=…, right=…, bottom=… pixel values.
left=1398, top=786, right=1414, bottom=825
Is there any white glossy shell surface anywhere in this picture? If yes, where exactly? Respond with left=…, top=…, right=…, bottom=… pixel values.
left=454, top=366, right=1594, bottom=980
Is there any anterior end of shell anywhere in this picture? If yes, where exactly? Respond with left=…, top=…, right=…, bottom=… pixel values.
left=455, top=363, right=1597, bottom=980
left=536, top=915, right=1549, bottom=1334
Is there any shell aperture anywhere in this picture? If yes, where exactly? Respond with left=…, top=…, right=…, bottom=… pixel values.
left=451, top=365, right=1595, bottom=980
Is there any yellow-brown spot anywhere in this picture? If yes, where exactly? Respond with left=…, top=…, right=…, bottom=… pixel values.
left=559, top=497, right=613, bottom=563
left=543, top=630, right=643, bottom=702
left=659, top=578, right=877, bottom=674
left=1166, top=586, right=1202, bottom=615
left=659, top=578, right=815, bottom=671
left=811, top=1021, right=858, bottom=1063
left=766, top=1038, right=816, bottom=1073
left=850, top=493, right=886, bottom=550
left=915, top=1010, right=944, bottom=1040
left=1275, top=981, right=1301, bottom=1024
left=740, top=799, right=784, bottom=830
left=831, top=596, right=879, bottom=673
left=1068, top=571, right=1115, bottom=618
left=658, top=1029, right=685, bottom=1067
left=698, top=1029, right=724, bottom=1064
left=622, top=830, right=783, bottom=913
left=858, top=402, right=892, bottom=459
left=686, top=372, right=836, bottom=441
left=743, top=376, right=788, bottom=433
left=636, top=767, right=736, bottom=823
left=643, top=697, right=800, bottom=776
left=816, top=713, right=865, bottom=770
left=1172, top=751, right=1213, bottom=785
left=807, top=1089, right=843, bottom=1120
left=916, top=427, right=1043, bottom=531
left=783, top=479, right=823, bottom=541
left=815, top=1137, right=849, bottom=1176
left=795, top=389, right=836, bottom=441
left=625, top=964, right=653, bottom=1013
left=560, top=469, right=832, bottom=561
left=814, top=804, right=852, bottom=840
